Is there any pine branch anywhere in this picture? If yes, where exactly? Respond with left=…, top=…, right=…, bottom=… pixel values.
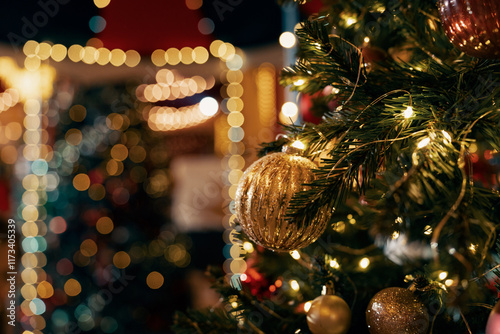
left=281, top=17, right=367, bottom=98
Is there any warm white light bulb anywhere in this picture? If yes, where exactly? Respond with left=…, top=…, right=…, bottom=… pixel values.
left=403, top=106, right=413, bottom=118
left=199, top=97, right=218, bottom=116
left=442, top=130, right=452, bottom=143
left=346, top=17, right=356, bottom=26
left=290, top=140, right=305, bottom=150
left=281, top=102, right=298, bottom=118
left=417, top=137, right=430, bottom=149
left=290, top=280, right=300, bottom=291
left=279, top=32, right=296, bottom=48
left=290, top=250, right=301, bottom=260
left=359, top=257, right=370, bottom=269
left=330, top=259, right=340, bottom=269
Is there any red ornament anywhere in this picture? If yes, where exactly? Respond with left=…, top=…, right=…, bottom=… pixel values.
left=299, top=93, right=324, bottom=124
left=439, top=0, right=500, bottom=58
left=486, top=299, right=500, bottom=334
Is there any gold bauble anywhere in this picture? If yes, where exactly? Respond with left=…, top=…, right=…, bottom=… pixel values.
left=235, top=151, right=330, bottom=251
left=307, top=295, right=351, bottom=334
left=366, top=287, right=429, bottom=334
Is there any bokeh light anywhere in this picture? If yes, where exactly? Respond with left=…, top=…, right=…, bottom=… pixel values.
left=37, top=281, right=54, bottom=299
left=73, top=173, right=91, bottom=191
left=80, top=239, right=98, bottom=257
left=64, top=279, right=82, bottom=296
left=146, top=271, right=164, bottom=289
left=279, top=31, right=297, bottom=48
left=113, top=251, right=131, bottom=269
left=49, top=216, right=67, bottom=234
left=96, top=217, right=114, bottom=234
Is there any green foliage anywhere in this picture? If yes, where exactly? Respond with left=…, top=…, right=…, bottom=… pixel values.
left=279, top=0, right=500, bottom=281
left=174, top=0, right=500, bottom=333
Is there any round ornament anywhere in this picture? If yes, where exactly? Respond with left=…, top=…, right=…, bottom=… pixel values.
left=366, top=287, right=429, bottom=334
left=486, top=299, right=500, bottom=334
left=235, top=149, right=330, bottom=251
left=439, top=0, right=500, bottom=58
left=307, top=295, right=351, bottom=334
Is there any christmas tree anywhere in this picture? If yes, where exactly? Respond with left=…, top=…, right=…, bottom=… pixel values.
left=174, top=0, right=500, bottom=333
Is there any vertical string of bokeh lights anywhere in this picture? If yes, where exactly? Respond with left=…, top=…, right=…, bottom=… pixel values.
left=18, top=58, right=56, bottom=332
left=219, top=46, right=247, bottom=289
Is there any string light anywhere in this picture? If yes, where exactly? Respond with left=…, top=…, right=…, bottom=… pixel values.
left=0, top=88, right=19, bottom=112
left=293, top=79, right=305, bottom=86
left=280, top=101, right=298, bottom=124
left=330, top=258, right=340, bottom=269
left=417, top=137, right=431, bottom=149
left=290, top=140, right=305, bottom=150
left=243, top=242, right=254, bottom=253
left=147, top=103, right=217, bottom=132
left=256, top=63, right=276, bottom=128
left=199, top=97, right=219, bottom=116
left=304, top=301, right=312, bottom=312
left=403, top=106, right=414, bottom=118
left=442, top=130, right=452, bottom=144
left=359, top=257, right=370, bottom=269
left=93, top=0, right=111, bottom=8
left=20, top=39, right=223, bottom=69
left=222, top=52, right=246, bottom=290
left=438, top=271, right=448, bottom=280
left=15, top=37, right=244, bottom=325
left=279, top=32, right=296, bottom=48
left=346, top=17, right=357, bottom=26
left=290, top=250, right=301, bottom=260
left=290, top=280, right=300, bottom=291
left=424, top=225, right=433, bottom=235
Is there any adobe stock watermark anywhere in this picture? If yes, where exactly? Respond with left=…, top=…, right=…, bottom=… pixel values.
left=6, top=219, right=17, bottom=327
left=212, top=0, right=245, bottom=22
left=7, top=0, right=71, bottom=50
left=64, top=269, right=135, bottom=334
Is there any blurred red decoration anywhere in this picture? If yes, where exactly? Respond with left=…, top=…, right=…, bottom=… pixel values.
left=0, top=177, right=10, bottom=213
left=439, top=0, right=500, bottom=58
left=300, top=93, right=323, bottom=124
left=98, top=0, right=212, bottom=53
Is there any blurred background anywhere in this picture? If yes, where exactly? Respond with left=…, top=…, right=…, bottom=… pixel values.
left=0, top=0, right=322, bottom=333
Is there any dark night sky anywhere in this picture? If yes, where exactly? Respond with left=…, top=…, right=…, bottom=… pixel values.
left=0, top=0, right=284, bottom=52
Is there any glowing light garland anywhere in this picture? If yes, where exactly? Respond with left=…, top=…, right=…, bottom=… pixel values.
left=221, top=60, right=248, bottom=289
left=146, top=100, right=218, bottom=132
left=13, top=36, right=245, bottom=331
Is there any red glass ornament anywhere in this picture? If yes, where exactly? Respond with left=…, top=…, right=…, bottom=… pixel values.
left=439, top=0, right=500, bottom=58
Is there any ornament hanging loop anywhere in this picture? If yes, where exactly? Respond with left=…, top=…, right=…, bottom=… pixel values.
left=322, top=281, right=335, bottom=295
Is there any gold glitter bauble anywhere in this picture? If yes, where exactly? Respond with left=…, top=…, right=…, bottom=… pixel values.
left=235, top=152, right=330, bottom=251
left=366, top=287, right=429, bottom=334
left=307, top=295, right=351, bottom=334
